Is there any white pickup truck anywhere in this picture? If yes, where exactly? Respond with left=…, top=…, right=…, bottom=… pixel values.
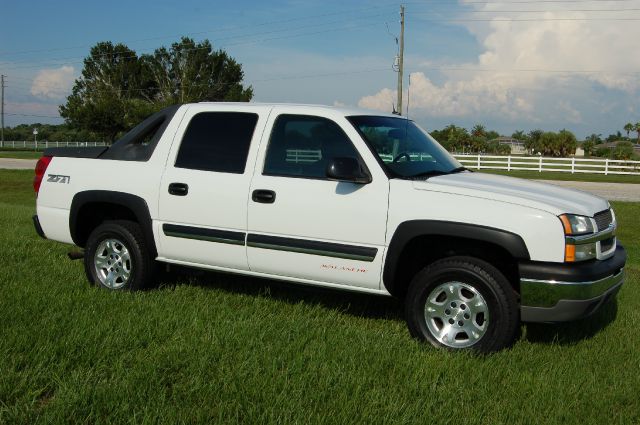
left=33, top=103, right=626, bottom=352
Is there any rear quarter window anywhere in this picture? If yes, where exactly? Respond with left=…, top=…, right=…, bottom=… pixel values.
left=175, top=112, right=259, bottom=173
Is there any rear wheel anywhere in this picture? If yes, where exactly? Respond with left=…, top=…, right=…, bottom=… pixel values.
left=84, top=220, right=154, bottom=290
left=405, top=256, right=519, bottom=352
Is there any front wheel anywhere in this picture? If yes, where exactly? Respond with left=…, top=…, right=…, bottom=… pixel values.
left=84, top=220, right=154, bottom=291
left=405, top=256, right=519, bottom=352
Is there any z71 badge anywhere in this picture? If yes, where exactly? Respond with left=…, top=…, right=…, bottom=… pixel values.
left=47, top=174, right=71, bottom=184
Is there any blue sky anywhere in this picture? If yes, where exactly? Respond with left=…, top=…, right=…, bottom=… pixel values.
left=2, top=0, right=640, bottom=138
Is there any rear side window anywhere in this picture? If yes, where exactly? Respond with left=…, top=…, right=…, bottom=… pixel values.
left=263, top=114, right=360, bottom=179
left=175, top=112, right=258, bottom=173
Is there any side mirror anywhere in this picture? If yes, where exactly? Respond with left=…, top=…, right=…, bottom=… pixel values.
left=326, top=157, right=372, bottom=184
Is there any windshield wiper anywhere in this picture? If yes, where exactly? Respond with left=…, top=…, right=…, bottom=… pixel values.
left=410, top=166, right=470, bottom=180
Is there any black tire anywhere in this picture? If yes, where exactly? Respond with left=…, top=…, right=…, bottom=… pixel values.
left=405, top=256, right=519, bottom=353
left=84, top=220, right=155, bottom=291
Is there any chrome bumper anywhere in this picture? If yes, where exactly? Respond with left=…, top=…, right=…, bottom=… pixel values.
left=519, top=245, right=626, bottom=322
left=521, top=268, right=624, bottom=308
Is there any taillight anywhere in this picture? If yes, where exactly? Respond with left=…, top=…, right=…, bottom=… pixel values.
left=34, top=156, right=53, bottom=195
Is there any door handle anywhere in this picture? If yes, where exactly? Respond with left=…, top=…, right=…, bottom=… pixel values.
left=252, top=189, right=276, bottom=204
left=168, top=183, right=189, bottom=196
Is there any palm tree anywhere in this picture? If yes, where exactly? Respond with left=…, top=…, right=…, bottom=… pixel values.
left=585, top=133, right=602, bottom=144
left=511, top=130, right=525, bottom=141
left=471, top=124, right=486, bottom=139
left=624, top=123, right=634, bottom=139
left=635, top=122, right=640, bottom=143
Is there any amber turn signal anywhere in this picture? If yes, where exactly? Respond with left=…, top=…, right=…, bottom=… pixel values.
left=565, top=244, right=576, bottom=262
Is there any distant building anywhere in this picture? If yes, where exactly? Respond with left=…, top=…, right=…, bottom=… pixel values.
left=490, top=137, right=526, bottom=154
left=595, top=141, right=640, bottom=155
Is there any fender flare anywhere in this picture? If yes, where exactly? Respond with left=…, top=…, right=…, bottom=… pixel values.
left=69, top=190, right=156, bottom=256
left=383, top=220, right=530, bottom=295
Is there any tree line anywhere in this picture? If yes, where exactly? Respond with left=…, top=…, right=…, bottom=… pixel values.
left=428, top=125, right=580, bottom=157
left=429, top=124, right=511, bottom=155
left=428, top=125, right=638, bottom=160
left=2, top=35, right=638, bottom=160
left=59, top=37, right=252, bottom=141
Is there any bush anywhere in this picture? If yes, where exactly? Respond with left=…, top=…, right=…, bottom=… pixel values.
left=613, top=141, right=635, bottom=160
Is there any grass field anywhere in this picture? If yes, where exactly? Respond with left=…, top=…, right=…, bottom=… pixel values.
left=1, top=169, right=638, bottom=424
left=0, top=151, right=42, bottom=159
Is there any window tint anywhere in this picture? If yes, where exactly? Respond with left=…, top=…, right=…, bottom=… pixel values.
left=175, top=112, right=258, bottom=173
left=263, top=114, right=360, bottom=179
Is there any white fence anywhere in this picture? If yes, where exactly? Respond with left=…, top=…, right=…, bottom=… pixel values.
left=286, top=149, right=640, bottom=176
left=453, top=154, right=640, bottom=176
left=0, top=141, right=107, bottom=150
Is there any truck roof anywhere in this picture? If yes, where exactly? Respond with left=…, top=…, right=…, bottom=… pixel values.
left=195, top=101, right=402, bottom=119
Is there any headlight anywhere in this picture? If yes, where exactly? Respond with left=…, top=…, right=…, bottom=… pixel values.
left=559, top=214, right=596, bottom=262
left=559, top=214, right=594, bottom=235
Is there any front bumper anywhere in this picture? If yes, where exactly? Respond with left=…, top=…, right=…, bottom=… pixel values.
left=519, top=244, right=626, bottom=322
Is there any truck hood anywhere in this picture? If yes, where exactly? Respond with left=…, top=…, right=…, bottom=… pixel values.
left=412, top=172, right=609, bottom=216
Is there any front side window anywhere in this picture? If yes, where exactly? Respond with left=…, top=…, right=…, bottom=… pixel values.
left=348, top=116, right=463, bottom=178
left=175, top=112, right=258, bottom=173
left=263, top=114, right=361, bottom=179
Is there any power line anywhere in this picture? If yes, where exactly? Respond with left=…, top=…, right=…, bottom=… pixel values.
left=0, top=0, right=637, bottom=58
left=0, top=19, right=390, bottom=71
left=5, top=113, right=63, bottom=119
left=413, top=7, right=640, bottom=13
left=405, top=0, right=640, bottom=4
left=0, top=7, right=398, bottom=58
left=413, top=16, right=640, bottom=22
left=4, top=1, right=638, bottom=63
left=6, top=9, right=640, bottom=74
left=3, top=11, right=393, bottom=67
left=2, top=66, right=393, bottom=97
left=417, top=66, right=640, bottom=74
left=1, top=2, right=638, bottom=72
left=7, top=62, right=640, bottom=96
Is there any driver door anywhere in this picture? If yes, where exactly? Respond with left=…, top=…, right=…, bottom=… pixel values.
left=246, top=110, right=389, bottom=290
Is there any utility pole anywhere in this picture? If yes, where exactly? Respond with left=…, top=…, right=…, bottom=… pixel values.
left=396, top=5, right=405, bottom=116
left=1, top=75, right=5, bottom=147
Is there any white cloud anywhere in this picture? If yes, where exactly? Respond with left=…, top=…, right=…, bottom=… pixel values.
left=359, top=2, right=640, bottom=125
left=556, top=101, right=582, bottom=124
left=359, top=72, right=535, bottom=119
left=30, top=66, right=75, bottom=100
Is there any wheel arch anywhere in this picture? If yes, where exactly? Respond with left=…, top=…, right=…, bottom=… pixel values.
left=383, top=220, right=530, bottom=297
left=70, top=190, right=156, bottom=257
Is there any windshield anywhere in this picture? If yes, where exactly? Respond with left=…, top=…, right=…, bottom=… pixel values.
left=347, top=115, right=463, bottom=178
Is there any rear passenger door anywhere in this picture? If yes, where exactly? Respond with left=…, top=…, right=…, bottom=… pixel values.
left=156, top=105, right=268, bottom=271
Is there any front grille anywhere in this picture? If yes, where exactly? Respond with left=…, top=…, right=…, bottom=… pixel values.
left=594, top=209, right=613, bottom=231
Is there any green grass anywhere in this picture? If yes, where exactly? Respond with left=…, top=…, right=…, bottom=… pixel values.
left=0, top=151, right=42, bottom=159
left=480, top=169, right=640, bottom=184
left=1, top=170, right=638, bottom=424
